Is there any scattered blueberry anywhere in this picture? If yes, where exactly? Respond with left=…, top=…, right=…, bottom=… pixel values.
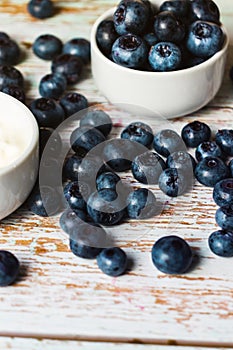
left=0, top=251, right=20, bottom=287
left=59, top=208, right=89, bottom=234
left=121, top=121, right=153, bottom=148
left=70, top=125, right=106, bottom=155
left=215, top=129, right=233, bottom=156
left=62, top=154, right=83, bottom=182
left=127, top=188, right=161, bottom=219
left=39, top=73, right=67, bottom=99
left=213, top=178, right=233, bottom=207
left=63, top=38, right=90, bottom=64
left=153, top=11, right=185, bottom=43
left=181, top=120, right=211, bottom=148
left=27, top=0, right=54, bottom=19
left=51, top=53, right=83, bottom=84
left=64, top=181, right=91, bottom=211
left=80, top=110, right=112, bottom=137
left=29, top=97, right=65, bottom=128
left=97, top=247, right=128, bottom=276
left=208, top=230, right=233, bottom=257
left=151, top=235, right=193, bottom=274
left=96, top=20, right=119, bottom=57
left=0, top=35, right=21, bottom=66
left=195, top=141, right=223, bottom=161
left=60, top=92, right=88, bottom=118
left=2, top=85, right=25, bottom=103
left=216, top=205, right=233, bottom=231
left=0, top=65, right=24, bottom=91
left=194, top=156, right=229, bottom=187
left=27, top=185, right=61, bottom=216
left=166, top=151, right=196, bottom=173
left=159, top=168, right=188, bottom=197
left=153, top=129, right=185, bottom=157
left=32, top=34, right=63, bottom=60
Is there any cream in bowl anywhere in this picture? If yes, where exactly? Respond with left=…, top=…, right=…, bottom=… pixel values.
left=91, top=2, right=229, bottom=119
left=0, top=92, right=39, bottom=220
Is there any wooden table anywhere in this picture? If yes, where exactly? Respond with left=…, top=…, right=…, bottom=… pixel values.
left=1, top=1, right=233, bottom=349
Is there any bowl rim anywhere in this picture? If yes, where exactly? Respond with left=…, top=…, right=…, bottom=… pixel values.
left=91, top=7, right=229, bottom=76
left=0, top=92, right=39, bottom=176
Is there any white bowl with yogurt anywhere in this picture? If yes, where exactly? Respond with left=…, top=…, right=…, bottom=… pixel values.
left=0, top=92, right=39, bottom=220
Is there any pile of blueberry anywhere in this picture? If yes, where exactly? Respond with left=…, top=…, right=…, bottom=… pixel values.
left=96, top=0, right=225, bottom=71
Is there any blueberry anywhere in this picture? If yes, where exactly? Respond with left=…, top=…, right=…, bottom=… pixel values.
left=60, top=92, right=88, bottom=118
left=195, top=141, right=223, bottom=161
left=216, top=205, right=233, bottom=231
left=0, top=66, right=24, bottom=91
left=70, top=125, right=105, bottom=156
left=62, top=154, right=83, bottom=182
left=215, top=129, right=233, bottom=157
left=181, top=120, right=211, bottom=148
left=166, top=151, right=196, bottom=173
left=186, top=21, right=224, bottom=58
left=103, top=138, right=145, bottom=172
left=229, top=159, right=233, bottom=177
left=208, top=230, right=233, bottom=257
left=159, top=1, right=190, bottom=19
left=87, top=191, right=126, bottom=226
left=159, top=168, right=188, bottom=197
left=121, top=121, right=153, bottom=148
left=98, top=188, right=119, bottom=202
left=143, top=32, right=158, bottom=47
left=27, top=185, right=61, bottom=216
left=69, top=223, right=107, bottom=259
left=80, top=110, right=112, bottom=137
left=0, top=251, right=20, bottom=286
left=96, top=20, right=119, bottom=57
left=194, top=156, right=229, bottom=187
left=132, top=151, right=166, bottom=184
left=113, top=0, right=150, bottom=36
left=213, top=179, right=233, bottom=207
left=39, top=73, right=67, bottom=99
left=154, top=11, right=186, bottom=43
left=149, top=42, right=181, bottom=71
left=112, top=34, right=148, bottom=69
left=64, top=181, right=91, bottom=211
left=151, top=235, right=193, bottom=274
left=189, top=0, right=220, bottom=24
left=127, top=188, right=161, bottom=219
left=29, top=97, right=65, bottom=128
left=153, top=129, right=185, bottom=157
left=63, top=38, right=90, bottom=64
left=27, top=0, right=54, bottom=19
left=2, top=85, right=26, bottom=103
left=33, top=34, right=62, bottom=60
left=59, top=208, right=89, bottom=234
left=0, top=32, right=10, bottom=40
left=51, top=53, right=83, bottom=85
left=39, top=127, right=62, bottom=158
left=96, top=171, right=121, bottom=192
left=0, top=36, right=21, bottom=66
left=97, top=247, right=128, bottom=277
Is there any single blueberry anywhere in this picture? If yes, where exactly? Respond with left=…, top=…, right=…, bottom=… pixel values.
left=215, top=129, right=233, bottom=157
left=127, top=188, right=161, bottom=219
left=39, top=73, right=67, bottom=99
left=96, top=20, right=119, bottom=57
left=2, top=85, right=26, bottom=103
left=213, top=178, right=233, bottom=207
left=63, top=38, right=90, bottom=64
left=166, top=151, right=196, bottom=173
left=143, top=32, right=158, bottom=47
left=32, top=34, right=63, bottom=60
left=159, top=0, right=190, bottom=19
left=70, top=125, right=106, bottom=156
left=63, top=181, right=91, bottom=211
left=27, top=185, right=62, bottom=216
left=112, top=34, right=148, bottom=69
left=97, top=247, right=128, bottom=277
left=153, top=129, right=185, bottom=157
left=0, top=65, right=24, bottom=91
left=159, top=168, right=189, bottom=197
left=60, top=92, right=88, bottom=118
left=51, top=53, right=83, bottom=85
left=189, top=0, right=220, bottom=24
left=0, top=35, right=21, bottom=66
left=59, top=208, right=89, bottom=234
left=216, top=205, right=233, bottom=231
left=151, top=235, right=193, bottom=274
left=121, top=121, right=153, bottom=148
left=80, top=110, right=112, bottom=137
left=208, top=230, right=233, bottom=257
left=153, top=11, right=186, bottom=43
left=181, top=120, right=211, bottom=148
left=194, top=156, right=230, bottom=187
left=195, top=141, right=223, bottom=161
left=62, top=154, right=83, bottom=182
left=27, top=0, right=54, bottom=19
left=131, top=151, right=166, bottom=184
left=0, top=251, right=20, bottom=286
left=29, top=97, right=65, bottom=128
left=96, top=171, right=121, bottom=192
left=149, top=42, right=181, bottom=71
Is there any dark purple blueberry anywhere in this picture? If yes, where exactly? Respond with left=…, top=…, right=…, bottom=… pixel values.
left=159, top=0, right=190, bottom=19
left=195, top=141, right=223, bottom=161
left=215, top=129, right=233, bottom=157
left=0, top=251, right=20, bottom=286
left=0, top=36, right=21, bottom=66
left=112, top=34, right=148, bottom=69
left=63, top=181, right=91, bottom=211
left=29, top=97, right=65, bottom=128
left=63, top=38, right=90, bottom=64
left=96, top=171, right=121, bottom=192
left=194, top=156, right=230, bottom=187
left=2, top=85, right=25, bottom=103
left=132, top=150, right=166, bottom=184
left=59, top=208, right=90, bottom=234
left=159, top=168, right=189, bottom=197
left=32, top=34, right=63, bottom=60
left=51, top=53, right=83, bottom=84
left=80, top=110, right=112, bottom=137
left=213, top=178, right=233, bottom=207
left=151, top=235, right=193, bottom=274
left=70, top=125, right=106, bottom=155
left=186, top=21, right=224, bottom=58
left=96, top=20, right=119, bottom=57
left=153, top=11, right=186, bottom=43
left=62, top=154, right=83, bottom=182
left=127, top=188, right=161, bottom=219
left=113, top=0, right=150, bottom=35
left=216, top=205, right=233, bottom=231
left=0, top=32, right=10, bottom=40
left=166, top=151, right=196, bottom=173
left=27, top=185, right=62, bottom=217
left=0, top=65, right=24, bottom=91
left=149, top=42, right=181, bottom=71
left=60, top=92, right=88, bottom=118
left=97, top=247, right=128, bottom=276
left=208, top=230, right=233, bottom=257
left=153, top=129, right=186, bottom=157
left=143, top=32, right=159, bottom=47
left=27, top=0, right=54, bottom=19
left=181, top=120, right=211, bottom=148
left=121, top=121, right=153, bottom=148
left=189, top=0, right=220, bottom=24
left=39, top=127, right=62, bottom=158
left=39, top=73, right=67, bottom=99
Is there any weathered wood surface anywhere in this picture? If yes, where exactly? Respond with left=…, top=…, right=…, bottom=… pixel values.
left=0, top=0, right=233, bottom=349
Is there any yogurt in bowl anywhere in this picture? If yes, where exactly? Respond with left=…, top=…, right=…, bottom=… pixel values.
left=0, top=92, right=39, bottom=220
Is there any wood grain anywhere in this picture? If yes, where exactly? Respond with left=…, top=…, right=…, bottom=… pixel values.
left=0, top=0, right=233, bottom=348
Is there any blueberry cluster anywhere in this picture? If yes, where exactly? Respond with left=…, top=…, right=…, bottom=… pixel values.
left=96, top=0, right=225, bottom=71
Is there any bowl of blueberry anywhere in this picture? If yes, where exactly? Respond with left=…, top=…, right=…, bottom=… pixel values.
left=91, top=0, right=229, bottom=119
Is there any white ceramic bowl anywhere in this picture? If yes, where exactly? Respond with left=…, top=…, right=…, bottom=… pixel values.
left=0, top=92, right=39, bottom=220
left=91, top=8, right=229, bottom=119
